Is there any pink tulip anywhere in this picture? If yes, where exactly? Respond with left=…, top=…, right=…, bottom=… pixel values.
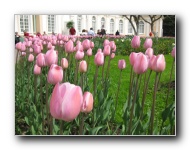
left=36, top=53, right=46, bottom=67
left=152, top=54, right=166, bottom=72
left=47, top=64, right=63, bottom=85
left=129, top=52, right=138, bottom=66
left=110, top=53, right=115, bottom=59
left=20, top=43, right=26, bottom=52
left=118, top=59, right=126, bottom=70
left=90, top=41, right=94, bottom=49
left=81, top=92, right=93, bottom=113
left=94, top=51, right=104, bottom=66
left=34, top=64, right=41, bottom=75
left=29, top=48, right=33, bottom=53
left=50, top=82, right=83, bottom=121
left=131, top=35, right=140, bottom=49
left=28, top=54, right=34, bottom=62
left=62, top=36, right=69, bottom=42
left=15, top=42, right=22, bottom=50
left=65, top=40, right=74, bottom=53
left=143, top=38, right=153, bottom=49
left=145, top=48, right=154, bottom=59
left=97, top=48, right=102, bottom=53
left=148, top=55, right=156, bottom=70
left=133, top=52, right=148, bottom=74
left=33, top=44, right=41, bottom=54
left=45, top=49, right=58, bottom=67
left=76, top=42, right=83, bottom=52
left=79, top=60, right=87, bottom=73
left=75, top=50, right=84, bottom=60
left=47, top=42, right=52, bottom=49
left=103, top=45, right=111, bottom=56
left=82, top=39, right=91, bottom=50
left=171, top=47, right=175, bottom=58
left=103, top=39, right=110, bottom=47
left=21, top=52, right=26, bottom=56
left=61, top=58, right=68, bottom=69
left=57, top=34, right=62, bottom=40
left=109, top=41, right=116, bottom=50
left=87, top=48, right=92, bottom=56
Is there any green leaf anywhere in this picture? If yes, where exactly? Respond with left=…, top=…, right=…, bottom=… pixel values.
left=31, top=125, right=36, bottom=135
left=91, top=125, right=104, bottom=135
left=24, top=117, right=29, bottom=125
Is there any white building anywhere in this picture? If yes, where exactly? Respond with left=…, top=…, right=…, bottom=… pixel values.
left=15, top=15, right=163, bottom=37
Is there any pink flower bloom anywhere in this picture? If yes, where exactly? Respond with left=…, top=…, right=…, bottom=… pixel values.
left=129, top=52, right=138, bottom=66
left=33, top=44, right=41, bottom=54
left=29, top=47, right=33, bottom=53
left=82, top=39, right=91, bottom=50
left=152, top=54, right=166, bottom=72
left=133, top=52, right=148, bottom=74
left=118, top=59, right=126, bottom=70
left=171, top=47, right=175, bottom=58
left=79, top=60, right=87, bottom=73
left=65, top=40, right=74, bottom=53
left=94, top=51, right=104, bottom=66
left=148, top=55, right=156, bottom=70
left=90, top=41, right=94, bottom=49
left=47, top=42, right=52, bottom=49
left=15, top=42, right=22, bottom=50
left=45, top=49, right=58, bottom=67
left=75, top=50, right=84, bottom=60
left=81, top=92, right=93, bottom=113
left=87, top=48, right=92, bottom=56
left=131, top=35, right=140, bottom=49
left=47, top=64, right=63, bottom=85
left=143, top=38, right=153, bottom=49
left=145, top=48, right=154, bottom=59
left=34, top=64, right=41, bottom=75
left=50, top=82, right=83, bottom=121
left=61, top=58, right=69, bottom=69
left=103, top=39, right=110, bottom=47
left=36, top=53, right=46, bottom=67
left=110, top=53, right=115, bottom=59
left=20, top=43, right=26, bottom=52
left=28, top=54, right=34, bottom=62
left=103, top=45, right=111, bottom=56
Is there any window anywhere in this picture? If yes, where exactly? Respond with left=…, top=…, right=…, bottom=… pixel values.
left=101, top=17, right=105, bottom=28
left=110, top=19, right=114, bottom=34
left=20, top=15, right=29, bottom=33
left=92, top=16, right=96, bottom=32
left=119, top=20, right=123, bottom=33
left=77, top=15, right=82, bottom=32
left=48, top=15, right=56, bottom=33
left=128, top=22, right=132, bottom=34
left=139, top=21, right=144, bottom=34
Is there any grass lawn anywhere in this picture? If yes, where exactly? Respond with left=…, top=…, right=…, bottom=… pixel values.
left=85, top=54, right=175, bottom=124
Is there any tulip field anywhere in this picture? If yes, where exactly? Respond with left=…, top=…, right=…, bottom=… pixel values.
left=15, top=34, right=176, bottom=135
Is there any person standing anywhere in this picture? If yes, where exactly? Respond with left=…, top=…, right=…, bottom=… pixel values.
left=69, top=26, right=76, bottom=35
left=87, top=28, right=95, bottom=36
left=15, top=32, right=20, bottom=45
left=115, top=30, right=120, bottom=36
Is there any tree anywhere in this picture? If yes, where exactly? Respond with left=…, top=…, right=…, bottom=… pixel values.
left=162, top=15, right=175, bottom=37
left=66, top=21, right=74, bottom=29
left=122, top=15, right=141, bottom=35
left=140, top=15, right=163, bottom=36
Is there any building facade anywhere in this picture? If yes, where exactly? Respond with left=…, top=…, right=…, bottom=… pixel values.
left=15, top=15, right=163, bottom=37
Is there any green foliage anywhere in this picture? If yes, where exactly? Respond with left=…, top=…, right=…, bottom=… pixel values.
left=66, top=21, right=74, bottom=29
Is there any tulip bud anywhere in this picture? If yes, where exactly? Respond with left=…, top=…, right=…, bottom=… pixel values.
left=131, top=35, right=140, bottom=49
left=94, top=51, right=104, bottom=66
left=28, top=54, right=34, bottom=62
left=34, top=64, right=41, bottom=75
left=133, top=52, right=148, bottom=74
left=81, top=92, right=93, bottom=113
left=144, top=38, right=153, bottom=49
left=118, top=59, right=126, bottom=70
left=61, top=58, right=68, bottom=69
left=79, top=60, right=87, bottom=73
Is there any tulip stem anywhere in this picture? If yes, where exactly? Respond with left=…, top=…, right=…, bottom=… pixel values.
left=34, top=74, right=37, bottom=105
left=114, top=70, right=122, bottom=119
left=165, top=58, right=175, bottom=108
left=140, top=70, right=152, bottom=120
left=105, top=56, right=111, bottom=80
left=74, top=60, right=79, bottom=84
left=149, top=72, right=159, bottom=135
left=101, top=56, right=106, bottom=85
left=40, top=72, right=45, bottom=135
left=128, top=66, right=134, bottom=108
left=79, top=113, right=85, bottom=135
left=128, top=74, right=140, bottom=135
left=45, top=76, right=50, bottom=134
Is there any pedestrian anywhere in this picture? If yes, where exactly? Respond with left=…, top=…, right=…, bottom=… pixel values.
left=15, top=32, right=20, bottom=45
left=115, top=30, right=120, bottom=36
left=87, top=28, right=95, bottom=36
left=69, top=26, right=76, bottom=35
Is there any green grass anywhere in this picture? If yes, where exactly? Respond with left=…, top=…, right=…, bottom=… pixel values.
left=85, top=54, right=175, bottom=124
